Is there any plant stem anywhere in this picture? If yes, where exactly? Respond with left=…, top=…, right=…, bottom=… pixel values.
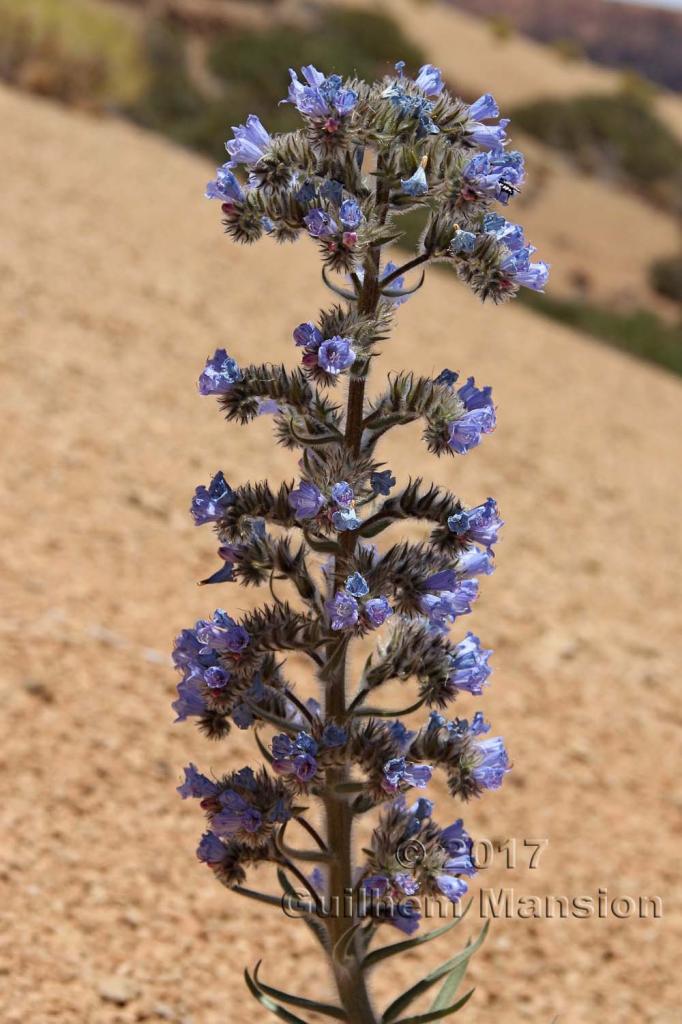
left=322, top=166, right=391, bottom=1024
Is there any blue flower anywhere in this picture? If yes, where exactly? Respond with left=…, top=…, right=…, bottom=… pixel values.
left=370, top=470, right=396, bottom=495
left=304, top=208, right=339, bottom=238
left=448, top=499, right=504, bottom=551
left=383, top=757, right=433, bottom=793
left=196, top=610, right=250, bottom=653
left=318, top=336, right=356, bottom=375
left=382, top=82, right=439, bottom=138
left=435, top=369, right=459, bottom=387
left=447, top=407, right=496, bottom=454
left=473, top=736, right=509, bottom=790
left=321, top=723, right=347, bottom=747
left=414, top=64, right=445, bottom=97
left=449, top=632, right=493, bottom=695
left=190, top=471, right=234, bottom=526
left=172, top=677, right=207, bottom=722
left=434, top=875, right=469, bottom=902
left=285, top=65, right=358, bottom=119
left=331, top=481, right=354, bottom=508
left=198, top=349, right=242, bottom=396
left=457, top=545, right=495, bottom=577
left=332, top=508, right=360, bottom=531
left=387, top=721, right=416, bottom=752
left=462, top=148, right=525, bottom=204
left=421, top=580, right=479, bottom=631
left=205, top=164, right=245, bottom=203
left=364, top=596, right=393, bottom=628
left=400, top=164, right=428, bottom=196
left=483, top=215, right=550, bottom=292
left=449, top=229, right=477, bottom=254
left=177, top=763, right=219, bottom=800
left=196, top=831, right=227, bottom=864
left=326, top=590, right=360, bottom=630
left=345, top=572, right=369, bottom=598
left=293, top=321, right=323, bottom=349
left=225, top=115, right=271, bottom=167
left=339, top=199, right=362, bottom=229
left=289, top=480, right=326, bottom=520
left=467, top=94, right=510, bottom=149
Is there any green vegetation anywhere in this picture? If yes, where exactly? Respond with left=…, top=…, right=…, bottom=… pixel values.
left=0, top=0, right=147, bottom=107
left=511, top=92, right=682, bottom=212
left=518, top=291, right=682, bottom=375
left=650, top=254, right=682, bottom=305
left=131, top=7, right=424, bottom=156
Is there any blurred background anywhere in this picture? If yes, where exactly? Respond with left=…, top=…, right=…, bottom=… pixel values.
left=1, top=1, right=680, bottom=1022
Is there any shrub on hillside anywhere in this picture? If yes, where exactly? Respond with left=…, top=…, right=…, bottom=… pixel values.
left=650, top=254, right=682, bottom=305
left=511, top=92, right=682, bottom=212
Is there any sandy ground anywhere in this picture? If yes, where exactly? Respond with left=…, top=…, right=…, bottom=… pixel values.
left=1, top=83, right=681, bottom=1023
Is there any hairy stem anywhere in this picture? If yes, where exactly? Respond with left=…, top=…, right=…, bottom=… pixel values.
left=323, top=164, right=391, bottom=1024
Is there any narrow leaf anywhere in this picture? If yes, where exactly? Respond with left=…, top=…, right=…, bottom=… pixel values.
left=253, top=962, right=347, bottom=1020
left=363, top=904, right=471, bottom=969
left=383, top=923, right=488, bottom=1022
left=244, top=966, right=311, bottom=1023
left=429, top=942, right=471, bottom=1012
left=332, top=921, right=363, bottom=964
left=391, top=988, right=475, bottom=1024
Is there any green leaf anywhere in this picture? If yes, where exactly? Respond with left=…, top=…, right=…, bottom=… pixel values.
left=391, top=988, right=475, bottom=1024
left=332, top=921, right=364, bottom=964
left=429, top=943, right=471, bottom=1012
left=362, top=903, right=471, bottom=969
left=382, top=923, right=488, bottom=1022
left=253, top=962, right=347, bottom=1020
left=244, top=966, right=311, bottom=1023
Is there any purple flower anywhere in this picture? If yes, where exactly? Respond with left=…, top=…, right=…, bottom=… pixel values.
left=435, top=369, right=459, bottom=387
left=382, top=82, right=439, bottom=138
left=190, top=471, right=235, bottom=525
left=204, top=665, right=230, bottom=690
left=318, top=336, right=356, bottom=375
left=435, top=875, right=469, bottom=902
left=449, top=633, right=493, bottom=695
left=293, top=322, right=323, bottom=349
left=326, top=590, right=360, bottom=630
left=458, top=546, right=495, bottom=577
left=225, top=115, right=270, bottom=167
left=448, top=499, right=504, bottom=551
left=205, top=164, right=245, bottom=203
left=469, top=93, right=499, bottom=121
left=289, top=480, right=326, bottom=520
left=370, top=469, right=395, bottom=495
left=339, top=199, right=362, bottom=229
left=423, top=568, right=457, bottom=592
left=213, top=790, right=262, bottom=837
left=387, top=721, right=417, bottom=752
left=364, top=596, right=393, bottom=628
left=331, top=481, right=354, bottom=508
left=196, top=831, right=227, bottom=865
left=345, top=572, right=369, bottom=598
left=421, top=580, right=479, bottom=631
left=272, top=732, right=319, bottom=782
left=177, top=763, right=219, bottom=800
left=304, top=208, right=338, bottom=238
left=198, top=349, right=242, bottom=396
left=196, top=610, right=250, bottom=653
left=473, top=736, right=510, bottom=790
left=447, top=406, right=496, bottom=454
left=400, top=164, right=428, bottom=196
left=383, top=757, right=433, bottom=793
left=458, top=376, right=494, bottom=411
left=414, top=64, right=444, bottom=97
left=172, top=677, right=207, bottom=722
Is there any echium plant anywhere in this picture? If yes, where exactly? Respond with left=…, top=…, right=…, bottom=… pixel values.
left=174, top=61, right=548, bottom=1024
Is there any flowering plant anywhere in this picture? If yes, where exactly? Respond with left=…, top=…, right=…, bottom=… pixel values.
left=176, top=60, right=547, bottom=1023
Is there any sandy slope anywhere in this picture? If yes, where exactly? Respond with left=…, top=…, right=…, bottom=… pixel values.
left=1, top=84, right=680, bottom=1024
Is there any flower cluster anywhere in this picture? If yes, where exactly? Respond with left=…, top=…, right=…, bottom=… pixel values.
left=175, top=56, right=542, bottom=1023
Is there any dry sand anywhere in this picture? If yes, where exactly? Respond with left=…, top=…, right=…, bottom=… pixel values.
left=1, top=83, right=681, bottom=1023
